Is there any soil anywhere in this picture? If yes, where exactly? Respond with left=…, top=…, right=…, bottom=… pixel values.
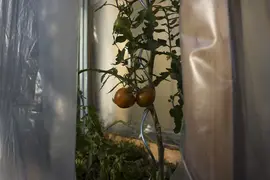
left=104, top=132, right=181, bottom=165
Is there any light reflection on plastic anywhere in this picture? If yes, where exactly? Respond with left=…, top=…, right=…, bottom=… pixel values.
left=93, top=25, right=99, bottom=43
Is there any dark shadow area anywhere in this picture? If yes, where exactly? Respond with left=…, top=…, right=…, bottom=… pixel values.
left=229, top=0, right=270, bottom=179
left=227, top=0, right=247, bottom=179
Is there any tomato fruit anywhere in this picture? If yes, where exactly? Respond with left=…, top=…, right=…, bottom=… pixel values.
left=113, top=87, right=135, bottom=109
left=136, top=86, right=156, bottom=107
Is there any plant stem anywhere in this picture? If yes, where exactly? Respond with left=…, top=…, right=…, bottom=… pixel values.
left=148, top=51, right=156, bottom=82
left=148, top=49, right=164, bottom=180
left=148, top=104, right=164, bottom=180
left=163, top=9, right=172, bottom=54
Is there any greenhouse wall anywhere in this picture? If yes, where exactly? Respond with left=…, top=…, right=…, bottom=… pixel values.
left=180, top=0, right=233, bottom=179
left=1, top=0, right=270, bottom=179
left=229, top=0, right=270, bottom=179
left=0, top=0, right=79, bottom=179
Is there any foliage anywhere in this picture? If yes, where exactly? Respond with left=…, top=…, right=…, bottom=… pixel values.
left=76, top=91, right=176, bottom=180
left=78, top=0, right=183, bottom=179
left=84, top=0, right=183, bottom=133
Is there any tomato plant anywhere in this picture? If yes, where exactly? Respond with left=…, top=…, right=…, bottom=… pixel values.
left=80, top=0, right=182, bottom=179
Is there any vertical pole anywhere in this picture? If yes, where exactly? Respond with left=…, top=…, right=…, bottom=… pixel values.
left=79, top=0, right=89, bottom=113
left=227, top=0, right=246, bottom=179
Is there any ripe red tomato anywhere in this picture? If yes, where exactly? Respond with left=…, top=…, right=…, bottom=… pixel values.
left=136, top=86, right=156, bottom=107
left=113, top=87, right=135, bottom=109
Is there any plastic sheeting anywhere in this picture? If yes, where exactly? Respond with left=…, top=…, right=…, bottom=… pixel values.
left=0, top=0, right=79, bottom=179
left=229, top=0, right=270, bottom=179
left=180, top=0, right=233, bottom=180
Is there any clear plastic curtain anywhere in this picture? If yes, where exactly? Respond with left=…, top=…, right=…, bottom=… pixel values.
left=0, top=0, right=79, bottom=179
left=180, top=0, right=270, bottom=180
left=180, top=0, right=233, bottom=179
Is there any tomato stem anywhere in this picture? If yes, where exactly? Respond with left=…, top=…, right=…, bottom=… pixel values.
left=148, top=104, right=165, bottom=180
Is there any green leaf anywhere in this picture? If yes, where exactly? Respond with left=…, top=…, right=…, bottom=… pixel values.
left=171, top=0, right=180, bottom=8
left=142, top=24, right=155, bottom=38
left=132, top=9, right=147, bottom=28
left=107, top=82, right=122, bottom=94
left=170, top=24, right=179, bottom=29
left=153, top=71, right=170, bottom=86
left=149, top=40, right=160, bottom=50
left=153, top=22, right=159, bottom=27
left=123, top=6, right=133, bottom=16
left=175, top=38, right=180, bottom=47
left=115, top=49, right=126, bottom=65
left=160, top=23, right=167, bottom=26
left=114, top=16, right=131, bottom=30
left=126, top=41, right=137, bottom=54
left=169, top=105, right=183, bottom=133
left=113, top=16, right=132, bottom=39
left=157, top=39, right=167, bottom=46
left=156, top=16, right=164, bottom=20
left=115, top=36, right=127, bottom=43
left=100, top=73, right=107, bottom=83
left=139, top=40, right=159, bottom=51
left=145, top=8, right=156, bottom=22
left=171, top=61, right=180, bottom=74
left=154, top=29, right=166, bottom=33
left=170, top=32, right=180, bottom=40
left=169, top=18, right=177, bottom=25
left=152, top=7, right=160, bottom=14
left=166, top=12, right=175, bottom=16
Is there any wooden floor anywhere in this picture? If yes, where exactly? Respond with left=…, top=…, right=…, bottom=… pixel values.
left=105, top=133, right=182, bottom=165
